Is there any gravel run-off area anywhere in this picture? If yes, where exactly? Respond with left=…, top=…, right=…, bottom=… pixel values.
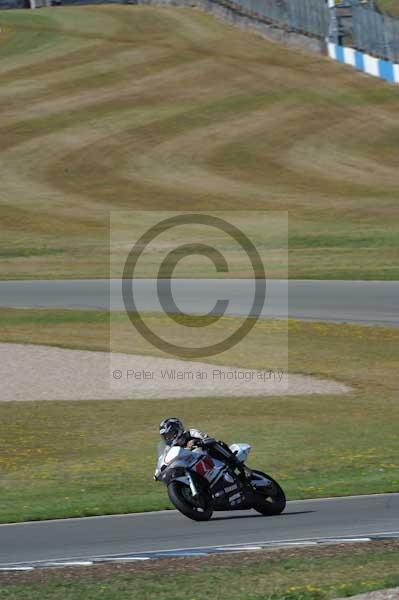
left=0, top=343, right=351, bottom=401
left=335, top=588, right=399, bottom=600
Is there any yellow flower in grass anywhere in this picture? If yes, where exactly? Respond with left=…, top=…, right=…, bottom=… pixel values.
left=306, top=584, right=322, bottom=592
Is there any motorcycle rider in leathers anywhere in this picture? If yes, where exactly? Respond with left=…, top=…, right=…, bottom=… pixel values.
left=159, top=417, right=250, bottom=481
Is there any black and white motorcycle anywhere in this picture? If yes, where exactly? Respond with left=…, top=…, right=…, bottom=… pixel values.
left=154, top=441, right=286, bottom=521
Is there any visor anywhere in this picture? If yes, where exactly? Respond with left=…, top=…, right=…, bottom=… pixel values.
left=162, top=431, right=177, bottom=443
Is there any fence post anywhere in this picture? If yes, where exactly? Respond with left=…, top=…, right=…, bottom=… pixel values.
left=327, top=0, right=339, bottom=44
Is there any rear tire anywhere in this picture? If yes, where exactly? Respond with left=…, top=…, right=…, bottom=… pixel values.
left=168, top=481, right=213, bottom=521
left=251, top=470, right=286, bottom=516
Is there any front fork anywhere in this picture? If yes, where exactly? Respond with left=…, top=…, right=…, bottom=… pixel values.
left=186, top=470, right=199, bottom=497
left=173, top=471, right=200, bottom=498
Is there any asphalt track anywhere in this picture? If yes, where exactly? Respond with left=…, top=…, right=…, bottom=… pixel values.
left=1, top=494, right=398, bottom=568
left=0, top=279, right=398, bottom=325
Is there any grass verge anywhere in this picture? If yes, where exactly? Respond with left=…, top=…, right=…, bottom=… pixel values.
left=1, top=541, right=399, bottom=600
left=0, top=309, right=398, bottom=522
left=0, top=6, right=399, bottom=279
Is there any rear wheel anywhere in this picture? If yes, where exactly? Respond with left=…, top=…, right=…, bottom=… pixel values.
left=168, top=481, right=213, bottom=521
left=251, top=470, right=286, bottom=516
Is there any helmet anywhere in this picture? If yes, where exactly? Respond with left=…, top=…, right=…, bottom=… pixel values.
left=159, top=417, right=184, bottom=444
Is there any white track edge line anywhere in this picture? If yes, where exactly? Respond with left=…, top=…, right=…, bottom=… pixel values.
left=2, top=530, right=398, bottom=568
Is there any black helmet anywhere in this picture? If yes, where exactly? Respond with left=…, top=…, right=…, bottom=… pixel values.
left=159, top=417, right=184, bottom=444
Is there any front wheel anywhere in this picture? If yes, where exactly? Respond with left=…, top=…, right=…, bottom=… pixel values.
left=251, top=470, right=286, bottom=516
left=168, top=481, right=213, bottom=521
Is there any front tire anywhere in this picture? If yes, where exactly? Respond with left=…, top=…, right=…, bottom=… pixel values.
left=251, top=470, right=286, bottom=516
left=168, top=481, right=213, bottom=521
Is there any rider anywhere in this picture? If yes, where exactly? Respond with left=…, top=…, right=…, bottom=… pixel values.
left=159, top=417, right=249, bottom=480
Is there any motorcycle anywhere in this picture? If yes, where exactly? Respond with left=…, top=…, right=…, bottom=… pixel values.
left=154, top=440, right=286, bottom=521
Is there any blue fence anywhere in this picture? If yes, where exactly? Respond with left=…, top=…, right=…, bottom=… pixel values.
left=211, top=0, right=330, bottom=38
left=0, top=0, right=25, bottom=7
left=352, top=1, right=399, bottom=63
